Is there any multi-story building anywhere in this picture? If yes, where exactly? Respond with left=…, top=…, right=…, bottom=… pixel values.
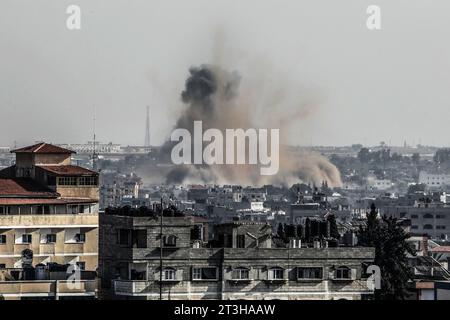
left=0, top=142, right=99, bottom=300
left=99, top=172, right=142, bottom=209
left=99, top=211, right=375, bottom=300
left=418, top=171, right=450, bottom=188
left=383, top=205, right=450, bottom=241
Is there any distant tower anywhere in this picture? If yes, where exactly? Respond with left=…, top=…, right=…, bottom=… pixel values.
left=145, top=106, right=151, bottom=147
left=92, top=107, right=98, bottom=171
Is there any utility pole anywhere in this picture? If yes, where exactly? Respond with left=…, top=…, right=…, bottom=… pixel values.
left=159, top=197, right=163, bottom=300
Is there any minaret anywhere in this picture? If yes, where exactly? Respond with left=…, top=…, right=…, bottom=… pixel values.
left=145, top=106, right=151, bottom=147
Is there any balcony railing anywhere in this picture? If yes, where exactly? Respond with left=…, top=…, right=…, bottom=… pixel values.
left=0, top=280, right=96, bottom=297
left=114, top=280, right=148, bottom=295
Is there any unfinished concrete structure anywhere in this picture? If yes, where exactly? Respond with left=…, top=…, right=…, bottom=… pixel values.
left=99, top=211, right=375, bottom=300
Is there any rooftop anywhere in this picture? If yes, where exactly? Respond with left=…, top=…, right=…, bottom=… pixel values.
left=431, top=246, right=450, bottom=253
left=37, top=165, right=97, bottom=176
left=11, top=142, right=75, bottom=154
left=0, top=178, right=58, bottom=198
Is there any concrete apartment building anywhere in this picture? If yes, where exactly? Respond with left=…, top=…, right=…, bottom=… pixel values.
left=383, top=204, right=450, bottom=241
left=418, top=171, right=450, bottom=188
left=0, top=143, right=99, bottom=300
left=99, top=211, right=375, bottom=300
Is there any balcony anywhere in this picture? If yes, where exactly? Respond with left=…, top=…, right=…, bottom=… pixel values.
left=114, top=280, right=149, bottom=295
left=0, top=214, right=98, bottom=228
left=63, top=243, right=85, bottom=254
left=0, top=280, right=96, bottom=298
left=39, top=243, right=56, bottom=255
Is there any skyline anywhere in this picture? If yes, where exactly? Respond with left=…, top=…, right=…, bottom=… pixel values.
left=1, top=1, right=450, bottom=147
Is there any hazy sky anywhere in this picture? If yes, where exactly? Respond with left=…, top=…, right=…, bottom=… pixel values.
left=1, top=0, right=449, bottom=148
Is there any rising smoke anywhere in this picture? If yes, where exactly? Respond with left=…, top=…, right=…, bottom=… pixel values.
left=158, top=64, right=342, bottom=188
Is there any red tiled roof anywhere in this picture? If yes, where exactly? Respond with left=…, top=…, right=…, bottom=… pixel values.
left=0, top=198, right=96, bottom=205
left=11, top=142, right=75, bottom=154
left=37, top=165, right=98, bottom=176
left=0, top=178, right=58, bottom=198
left=431, top=246, right=450, bottom=253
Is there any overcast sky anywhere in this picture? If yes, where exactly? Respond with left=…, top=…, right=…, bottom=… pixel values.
left=1, top=0, right=449, bottom=148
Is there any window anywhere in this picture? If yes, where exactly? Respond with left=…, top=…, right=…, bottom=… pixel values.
left=335, top=266, right=351, bottom=279
left=0, top=206, right=11, bottom=214
left=424, top=213, right=434, bottom=219
left=437, top=226, right=446, bottom=230
left=0, top=264, right=5, bottom=269
left=268, top=267, right=284, bottom=280
left=411, top=225, right=418, bottom=229
left=436, top=215, right=445, bottom=219
left=36, top=205, right=50, bottom=214
left=192, top=267, right=218, bottom=280
left=236, top=234, right=245, bottom=248
left=75, top=233, right=86, bottom=243
left=68, top=205, right=79, bottom=214
left=163, top=235, right=177, bottom=247
left=78, top=176, right=98, bottom=186
left=118, top=229, right=131, bottom=246
left=76, top=262, right=86, bottom=271
left=297, top=267, right=323, bottom=280
left=0, top=235, right=6, bottom=244
left=232, top=267, right=250, bottom=280
left=46, top=234, right=57, bottom=243
left=411, top=214, right=419, bottom=219
left=58, top=177, right=77, bottom=186
left=163, top=268, right=176, bottom=280
left=423, top=224, right=433, bottom=230
left=22, top=234, right=32, bottom=244
left=132, top=230, right=147, bottom=248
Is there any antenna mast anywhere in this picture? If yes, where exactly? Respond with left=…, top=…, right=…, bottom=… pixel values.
left=145, top=105, right=150, bottom=148
left=92, top=106, right=98, bottom=171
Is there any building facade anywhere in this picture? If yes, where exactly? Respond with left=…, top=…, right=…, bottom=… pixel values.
left=99, top=213, right=375, bottom=300
left=0, top=143, right=99, bottom=300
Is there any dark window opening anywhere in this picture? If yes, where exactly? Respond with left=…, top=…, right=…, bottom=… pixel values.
left=336, top=266, right=351, bottom=279
left=297, top=267, right=323, bottom=279
left=132, top=229, right=147, bottom=248
left=192, top=267, right=217, bottom=280
left=46, top=234, right=57, bottom=243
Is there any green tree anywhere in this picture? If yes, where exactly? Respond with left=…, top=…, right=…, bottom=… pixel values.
left=358, top=203, right=416, bottom=300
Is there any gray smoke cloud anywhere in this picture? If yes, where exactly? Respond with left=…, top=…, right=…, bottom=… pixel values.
left=160, top=64, right=342, bottom=188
